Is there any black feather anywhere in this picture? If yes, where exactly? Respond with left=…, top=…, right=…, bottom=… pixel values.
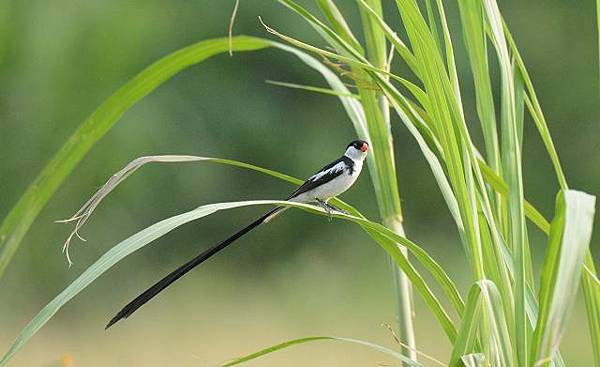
left=105, top=206, right=282, bottom=329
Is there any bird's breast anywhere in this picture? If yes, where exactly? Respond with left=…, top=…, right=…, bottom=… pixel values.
left=311, top=166, right=360, bottom=200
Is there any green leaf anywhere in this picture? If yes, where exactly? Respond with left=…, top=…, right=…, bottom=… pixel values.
left=531, top=190, right=596, bottom=367
left=220, top=336, right=425, bottom=367
left=0, top=36, right=271, bottom=279
left=265, top=80, right=359, bottom=98
left=457, top=0, right=500, bottom=175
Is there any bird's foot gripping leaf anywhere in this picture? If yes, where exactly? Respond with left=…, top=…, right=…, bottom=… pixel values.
left=316, top=199, right=348, bottom=221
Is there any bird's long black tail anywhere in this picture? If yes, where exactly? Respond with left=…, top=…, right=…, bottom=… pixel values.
left=105, top=206, right=283, bottom=329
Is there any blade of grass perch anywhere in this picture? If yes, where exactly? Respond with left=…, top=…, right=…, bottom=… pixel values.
left=0, top=36, right=272, bottom=277
left=220, top=336, right=426, bottom=367
left=531, top=190, right=596, bottom=367
left=1, top=199, right=460, bottom=365
left=61, top=148, right=462, bottom=336
left=58, top=154, right=363, bottom=261
left=60, top=154, right=456, bottom=319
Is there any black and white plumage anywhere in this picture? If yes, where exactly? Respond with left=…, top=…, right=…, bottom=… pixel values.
left=105, top=140, right=369, bottom=329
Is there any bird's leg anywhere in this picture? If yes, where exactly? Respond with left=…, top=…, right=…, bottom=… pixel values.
left=329, top=203, right=349, bottom=215
left=316, top=199, right=333, bottom=221
left=316, top=199, right=349, bottom=220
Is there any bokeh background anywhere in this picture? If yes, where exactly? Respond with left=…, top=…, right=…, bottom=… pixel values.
left=0, top=1, right=598, bottom=366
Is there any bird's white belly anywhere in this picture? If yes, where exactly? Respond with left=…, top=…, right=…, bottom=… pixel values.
left=293, top=170, right=359, bottom=203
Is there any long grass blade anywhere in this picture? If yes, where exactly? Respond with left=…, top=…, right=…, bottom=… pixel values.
left=220, top=336, right=425, bottom=367
left=457, top=0, right=500, bottom=175
left=0, top=198, right=459, bottom=365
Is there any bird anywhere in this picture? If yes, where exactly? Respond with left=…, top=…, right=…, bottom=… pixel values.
left=105, top=140, right=369, bottom=329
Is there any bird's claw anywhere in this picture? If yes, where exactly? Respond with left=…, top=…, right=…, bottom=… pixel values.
left=316, top=199, right=333, bottom=221
left=316, top=200, right=348, bottom=221
left=335, top=207, right=349, bottom=215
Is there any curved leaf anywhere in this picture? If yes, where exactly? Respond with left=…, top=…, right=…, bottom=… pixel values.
left=0, top=198, right=458, bottom=365
left=531, top=190, right=596, bottom=367
left=220, top=336, right=425, bottom=367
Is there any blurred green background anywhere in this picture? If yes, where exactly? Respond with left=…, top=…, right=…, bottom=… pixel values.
left=0, top=1, right=598, bottom=366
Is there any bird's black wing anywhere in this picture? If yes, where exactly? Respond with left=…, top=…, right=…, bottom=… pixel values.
left=287, top=156, right=352, bottom=199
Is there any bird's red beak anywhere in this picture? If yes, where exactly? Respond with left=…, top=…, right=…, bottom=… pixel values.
left=360, top=143, right=369, bottom=152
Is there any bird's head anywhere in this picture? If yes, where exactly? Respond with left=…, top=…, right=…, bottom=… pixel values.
left=345, top=140, right=369, bottom=160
